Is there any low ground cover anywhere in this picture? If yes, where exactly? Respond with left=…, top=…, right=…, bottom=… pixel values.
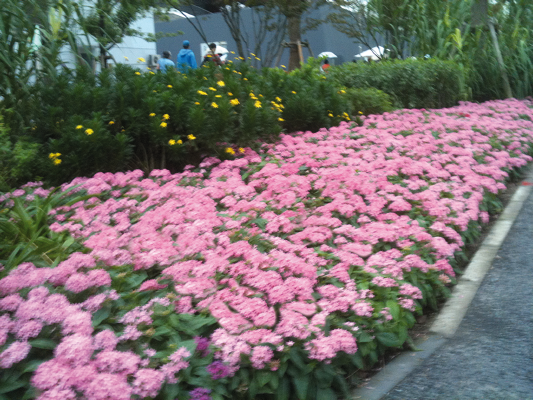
left=1, top=99, right=532, bottom=400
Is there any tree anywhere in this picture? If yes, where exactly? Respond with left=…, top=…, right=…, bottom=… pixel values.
left=75, top=0, right=160, bottom=69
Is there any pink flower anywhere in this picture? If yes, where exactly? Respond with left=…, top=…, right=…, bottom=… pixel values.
left=250, top=346, right=274, bottom=369
left=0, top=340, right=31, bottom=368
left=132, top=368, right=165, bottom=397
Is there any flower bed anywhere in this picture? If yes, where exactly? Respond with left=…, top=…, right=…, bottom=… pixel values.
left=1, top=99, right=532, bottom=400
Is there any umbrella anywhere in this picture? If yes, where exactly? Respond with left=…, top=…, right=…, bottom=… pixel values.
left=354, top=46, right=386, bottom=60
left=318, top=51, right=337, bottom=59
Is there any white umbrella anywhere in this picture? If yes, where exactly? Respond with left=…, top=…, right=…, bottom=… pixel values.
left=318, top=51, right=337, bottom=59
left=354, top=46, right=386, bottom=60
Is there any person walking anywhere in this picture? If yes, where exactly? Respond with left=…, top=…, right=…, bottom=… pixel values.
left=157, top=51, right=175, bottom=73
left=177, top=40, right=197, bottom=73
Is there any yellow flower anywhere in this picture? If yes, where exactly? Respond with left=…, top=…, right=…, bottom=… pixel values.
left=198, top=90, right=207, bottom=95
left=228, top=92, right=233, bottom=96
left=339, top=89, right=346, bottom=94
left=225, top=147, right=235, bottom=155
left=160, top=122, right=168, bottom=128
left=230, top=51, right=235, bottom=54
left=251, top=53, right=256, bottom=57
left=243, top=78, right=248, bottom=81
left=291, top=91, right=296, bottom=94
left=281, top=65, right=286, bottom=68
left=225, top=67, right=230, bottom=70
left=230, top=98, right=240, bottom=106
left=167, top=85, right=173, bottom=88
left=163, top=114, right=170, bottom=120
left=203, top=77, right=208, bottom=80
left=278, top=117, right=284, bottom=122
left=153, top=90, right=157, bottom=93
left=188, top=134, right=196, bottom=140
left=124, top=56, right=129, bottom=61
left=211, top=102, right=219, bottom=108
left=76, top=125, right=83, bottom=130
left=109, top=121, right=115, bottom=125
left=358, top=111, right=363, bottom=114
left=135, top=71, right=141, bottom=76
left=238, top=147, right=245, bottom=153
left=255, top=57, right=261, bottom=61
left=85, top=128, right=94, bottom=135
left=48, top=152, right=61, bottom=159
left=169, top=139, right=176, bottom=145
left=209, top=87, right=217, bottom=91
left=147, top=67, right=151, bottom=70
left=239, top=57, right=245, bottom=60
left=194, top=102, right=200, bottom=105
left=149, top=113, right=156, bottom=117
left=53, top=158, right=62, bottom=165
left=328, top=113, right=334, bottom=117
left=177, top=140, right=183, bottom=145
left=215, top=94, right=222, bottom=98
left=149, top=71, right=155, bottom=75
left=138, top=57, right=146, bottom=63
left=217, top=81, right=225, bottom=87
left=275, top=97, right=282, bottom=102
left=254, top=100, right=261, bottom=108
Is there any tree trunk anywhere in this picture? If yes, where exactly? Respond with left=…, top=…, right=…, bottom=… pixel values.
left=287, top=14, right=302, bottom=71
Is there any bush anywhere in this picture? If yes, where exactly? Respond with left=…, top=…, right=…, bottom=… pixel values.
left=329, top=59, right=467, bottom=109
left=345, top=88, right=394, bottom=116
left=5, top=61, right=350, bottom=187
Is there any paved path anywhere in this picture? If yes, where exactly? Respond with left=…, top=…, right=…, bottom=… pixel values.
left=379, top=187, right=533, bottom=400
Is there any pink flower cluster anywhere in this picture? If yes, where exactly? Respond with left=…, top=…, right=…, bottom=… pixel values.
left=1, top=99, right=532, bottom=396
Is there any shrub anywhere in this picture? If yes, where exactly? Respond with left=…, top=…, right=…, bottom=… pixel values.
left=6, top=62, right=350, bottom=187
left=329, top=59, right=467, bottom=109
left=345, top=88, right=394, bottom=116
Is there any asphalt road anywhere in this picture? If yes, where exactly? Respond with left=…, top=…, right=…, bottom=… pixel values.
left=381, top=188, right=533, bottom=400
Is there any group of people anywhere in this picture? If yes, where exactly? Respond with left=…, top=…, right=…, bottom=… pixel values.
left=157, top=40, right=224, bottom=73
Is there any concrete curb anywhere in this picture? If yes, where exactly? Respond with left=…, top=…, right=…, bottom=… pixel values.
left=350, top=164, right=533, bottom=400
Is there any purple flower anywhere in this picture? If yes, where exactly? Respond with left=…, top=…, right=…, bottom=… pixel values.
left=194, top=336, right=210, bottom=356
left=189, top=387, right=211, bottom=400
left=206, top=361, right=230, bottom=379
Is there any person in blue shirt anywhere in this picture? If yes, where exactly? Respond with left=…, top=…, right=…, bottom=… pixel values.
left=157, top=51, right=175, bottom=73
left=176, top=40, right=197, bottom=73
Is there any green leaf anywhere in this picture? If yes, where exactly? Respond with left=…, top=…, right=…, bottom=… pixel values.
left=292, top=374, right=310, bottom=399
left=92, top=307, right=110, bottom=328
left=386, top=300, right=400, bottom=320
left=0, top=381, right=27, bottom=394
left=351, top=352, right=364, bottom=369
left=22, top=359, right=46, bottom=373
left=376, top=332, right=401, bottom=347
left=277, top=376, right=290, bottom=400
left=256, top=370, right=272, bottom=387
left=29, top=338, right=57, bottom=350
left=357, top=331, right=374, bottom=343
left=317, top=387, right=336, bottom=400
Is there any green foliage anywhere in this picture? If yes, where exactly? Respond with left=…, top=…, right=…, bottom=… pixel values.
left=329, top=59, right=466, bottom=109
left=0, top=114, right=41, bottom=191
left=4, top=61, right=350, bottom=188
left=0, top=186, right=90, bottom=274
left=344, top=87, right=394, bottom=115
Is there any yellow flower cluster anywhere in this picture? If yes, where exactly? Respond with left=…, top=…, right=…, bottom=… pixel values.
left=85, top=128, right=94, bottom=135
left=163, top=114, right=170, bottom=120
left=225, top=147, right=235, bottom=155
left=138, top=57, right=146, bottom=63
left=135, top=71, right=141, bottom=76
left=198, top=90, right=207, bottom=96
left=211, top=102, right=219, bottom=108
left=49, top=152, right=62, bottom=165
left=254, top=100, right=261, bottom=108
left=160, top=122, right=167, bottom=128
left=76, top=125, right=83, bottom=130
left=168, top=139, right=183, bottom=145
left=217, top=81, right=225, bottom=87
left=109, top=121, right=115, bottom=125
left=230, top=98, right=240, bottom=106
left=342, top=112, right=350, bottom=121
left=238, top=148, right=245, bottom=153
left=149, top=113, right=156, bottom=117
left=188, top=134, right=196, bottom=140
